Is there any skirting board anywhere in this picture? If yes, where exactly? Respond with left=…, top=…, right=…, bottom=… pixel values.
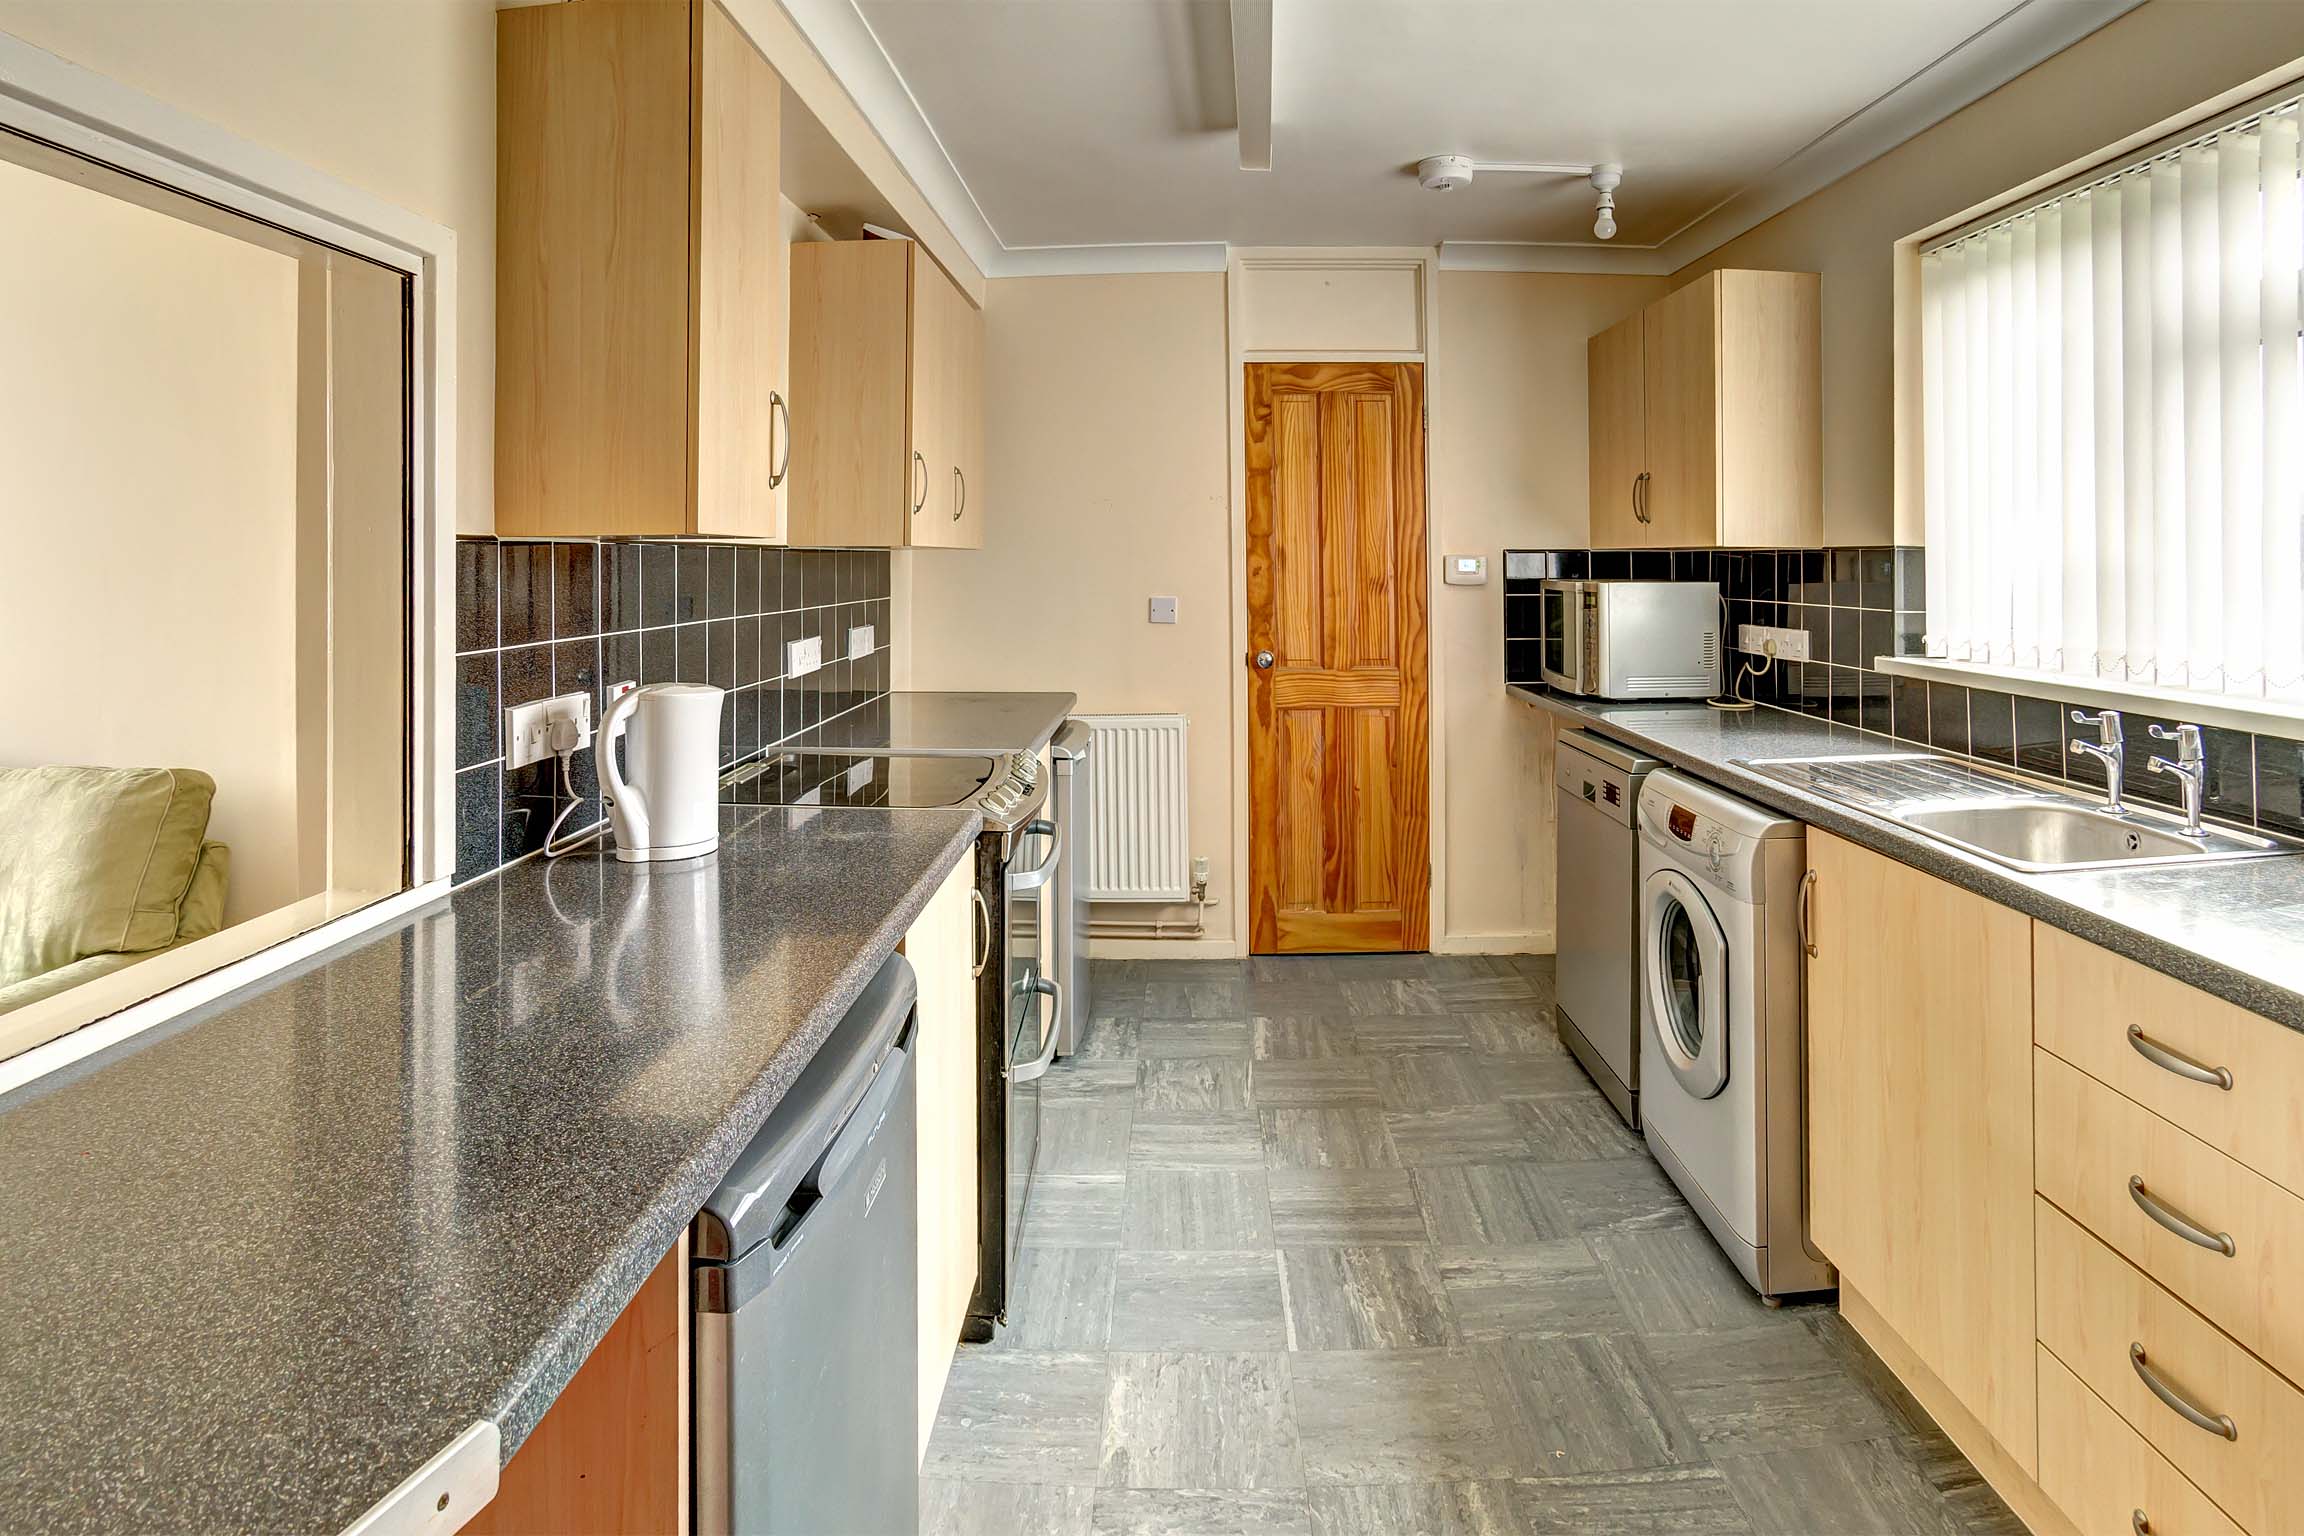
left=1431, top=930, right=1553, bottom=956
left=1088, top=932, right=1556, bottom=960
left=1839, top=1284, right=2077, bottom=1536
left=1089, top=936, right=1243, bottom=959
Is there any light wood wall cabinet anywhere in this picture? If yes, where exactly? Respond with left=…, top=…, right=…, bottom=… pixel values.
left=497, top=0, right=789, bottom=540
left=1802, top=828, right=2038, bottom=1473
left=905, top=855, right=979, bottom=1460
left=1584, top=268, right=1820, bottom=549
left=788, top=239, right=985, bottom=549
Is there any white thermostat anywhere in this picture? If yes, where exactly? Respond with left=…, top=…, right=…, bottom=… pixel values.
left=1442, top=555, right=1489, bottom=587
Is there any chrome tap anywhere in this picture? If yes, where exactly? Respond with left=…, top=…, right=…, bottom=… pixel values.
left=2069, top=709, right=2126, bottom=812
left=2148, top=722, right=2208, bottom=836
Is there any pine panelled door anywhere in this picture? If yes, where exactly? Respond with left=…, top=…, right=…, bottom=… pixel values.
left=1244, top=362, right=1431, bottom=954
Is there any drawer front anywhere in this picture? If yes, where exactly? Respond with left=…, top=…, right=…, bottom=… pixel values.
left=2035, top=1048, right=2304, bottom=1385
left=2037, top=926, right=2304, bottom=1198
left=2037, top=1197, right=2304, bottom=1533
left=2037, top=1344, right=2245, bottom=1536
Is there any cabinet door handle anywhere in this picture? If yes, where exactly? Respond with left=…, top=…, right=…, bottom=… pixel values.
left=2128, top=1176, right=2236, bottom=1257
left=2132, top=1512, right=2151, bottom=1536
left=1634, top=470, right=1652, bottom=524
left=969, top=888, right=991, bottom=979
left=2130, top=1343, right=2238, bottom=1440
left=767, top=391, right=792, bottom=490
left=911, top=450, right=927, bottom=515
left=1797, top=868, right=1817, bottom=957
left=953, top=466, right=965, bottom=522
left=2126, top=1025, right=2233, bottom=1090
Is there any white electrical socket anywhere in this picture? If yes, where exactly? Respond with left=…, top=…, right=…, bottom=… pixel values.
left=848, top=624, right=874, bottom=659
left=787, top=635, right=823, bottom=677
left=505, top=691, right=593, bottom=770
left=1737, top=623, right=1811, bottom=663
left=844, top=758, right=877, bottom=795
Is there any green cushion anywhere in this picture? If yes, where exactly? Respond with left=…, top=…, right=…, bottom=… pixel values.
left=0, top=766, right=218, bottom=990
left=0, top=950, right=147, bottom=1018
left=176, top=841, right=231, bottom=943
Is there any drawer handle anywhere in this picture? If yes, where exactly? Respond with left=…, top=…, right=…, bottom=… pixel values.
left=2127, top=1025, right=2233, bottom=1090
left=2128, top=1176, right=2237, bottom=1257
left=2131, top=1513, right=2150, bottom=1536
left=2130, top=1342, right=2238, bottom=1440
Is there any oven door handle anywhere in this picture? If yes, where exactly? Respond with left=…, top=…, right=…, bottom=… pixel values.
left=1010, top=976, right=1062, bottom=1082
left=1006, top=818, right=1063, bottom=893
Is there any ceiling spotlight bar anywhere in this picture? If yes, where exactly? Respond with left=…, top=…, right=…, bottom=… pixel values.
left=1414, top=155, right=1626, bottom=241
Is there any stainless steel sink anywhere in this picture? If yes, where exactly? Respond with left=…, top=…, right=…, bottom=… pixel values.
left=1737, top=752, right=2295, bottom=874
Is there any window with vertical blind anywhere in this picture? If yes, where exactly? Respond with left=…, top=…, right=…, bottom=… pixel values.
left=1920, top=89, right=2304, bottom=706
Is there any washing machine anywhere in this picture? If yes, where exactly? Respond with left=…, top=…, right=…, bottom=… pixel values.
left=1636, top=770, right=1834, bottom=1300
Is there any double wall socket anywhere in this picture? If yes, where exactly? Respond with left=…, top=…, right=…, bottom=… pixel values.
left=1736, top=623, right=1810, bottom=662
left=505, top=691, right=593, bottom=770
left=788, top=635, right=823, bottom=678
left=847, top=625, right=874, bottom=659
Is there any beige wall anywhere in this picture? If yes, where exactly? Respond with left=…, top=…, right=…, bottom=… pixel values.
left=0, top=156, right=304, bottom=922
left=1674, top=0, right=2304, bottom=547
left=0, top=0, right=499, bottom=533
left=1431, top=271, right=1663, bottom=948
left=910, top=268, right=1658, bottom=954
left=905, top=273, right=1237, bottom=945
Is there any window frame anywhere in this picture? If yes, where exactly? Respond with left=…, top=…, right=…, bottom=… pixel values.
left=1891, top=56, right=2304, bottom=729
left=0, top=31, right=456, bottom=1091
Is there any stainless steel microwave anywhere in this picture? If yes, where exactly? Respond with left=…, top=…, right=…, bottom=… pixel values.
left=1538, top=579, right=1721, bottom=699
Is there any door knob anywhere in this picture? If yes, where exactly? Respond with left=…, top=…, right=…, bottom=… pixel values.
left=1253, top=650, right=1275, bottom=670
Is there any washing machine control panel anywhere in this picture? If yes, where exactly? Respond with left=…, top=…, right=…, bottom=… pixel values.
left=1640, top=787, right=1749, bottom=893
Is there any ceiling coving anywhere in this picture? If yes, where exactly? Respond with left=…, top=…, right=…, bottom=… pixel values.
left=784, top=0, right=2144, bottom=275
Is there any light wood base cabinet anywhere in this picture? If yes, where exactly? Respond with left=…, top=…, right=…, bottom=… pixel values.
left=1803, top=829, right=2037, bottom=1473
left=787, top=239, right=984, bottom=549
left=905, top=854, right=979, bottom=1460
left=1583, top=268, right=1820, bottom=549
left=2038, top=1346, right=2240, bottom=1536
left=497, top=0, right=788, bottom=540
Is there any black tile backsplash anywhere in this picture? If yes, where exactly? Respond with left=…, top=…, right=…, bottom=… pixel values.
left=452, top=537, right=894, bottom=885
left=1503, top=542, right=2304, bottom=839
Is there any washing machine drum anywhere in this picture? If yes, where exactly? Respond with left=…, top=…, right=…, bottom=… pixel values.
left=1643, top=868, right=1728, bottom=1100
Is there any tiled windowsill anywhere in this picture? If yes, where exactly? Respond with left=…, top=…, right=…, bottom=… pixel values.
left=1876, top=657, right=2304, bottom=745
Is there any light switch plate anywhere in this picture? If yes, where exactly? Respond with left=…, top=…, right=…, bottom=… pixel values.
left=848, top=624, right=874, bottom=659
left=504, top=691, right=592, bottom=770
left=1738, top=623, right=1810, bottom=662
left=844, top=758, right=877, bottom=794
left=1148, top=596, right=1178, bottom=624
left=1442, top=555, right=1488, bottom=586
left=788, top=635, right=823, bottom=677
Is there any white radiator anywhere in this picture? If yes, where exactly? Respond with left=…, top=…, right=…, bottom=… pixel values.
left=1076, top=713, right=1191, bottom=902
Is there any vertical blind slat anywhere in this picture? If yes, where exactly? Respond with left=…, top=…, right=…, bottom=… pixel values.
left=1924, top=108, right=2304, bottom=703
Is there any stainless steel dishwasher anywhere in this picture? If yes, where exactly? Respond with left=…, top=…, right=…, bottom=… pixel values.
left=1049, top=720, right=1093, bottom=1053
left=1554, top=729, right=1661, bottom=1130
left=692, top=953, right=919, bottom=1536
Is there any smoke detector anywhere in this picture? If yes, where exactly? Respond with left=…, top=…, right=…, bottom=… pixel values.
left=1416, top=155, right=1477, bottom=192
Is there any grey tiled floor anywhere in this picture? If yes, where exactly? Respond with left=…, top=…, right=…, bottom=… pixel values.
left=921, top=955, right=2018, bottom=1536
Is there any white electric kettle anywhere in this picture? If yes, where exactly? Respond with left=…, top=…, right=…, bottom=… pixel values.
left=596, top=682, right=725, bottom=863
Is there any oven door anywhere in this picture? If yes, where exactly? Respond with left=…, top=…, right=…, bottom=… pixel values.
left=1002, top=818, right=1062, bottom=1275
left=1539, top=581, right=1590, bottom=694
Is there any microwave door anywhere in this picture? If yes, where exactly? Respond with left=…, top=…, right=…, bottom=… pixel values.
left=1541, top=587, right=1568, bottom=684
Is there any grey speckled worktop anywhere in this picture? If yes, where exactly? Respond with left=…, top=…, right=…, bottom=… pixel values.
left=0, top=801, right=980, bottom=1535
left=784, top=689, right=1077, bottom=755
left=1510, top=685, right=2304, bottom=1028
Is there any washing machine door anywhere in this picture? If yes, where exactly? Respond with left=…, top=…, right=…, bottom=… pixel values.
left=1643, top=868, right=1728, bottom=1100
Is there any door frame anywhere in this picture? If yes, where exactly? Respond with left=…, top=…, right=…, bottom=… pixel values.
left=1224, top=248, right=1442, bottom=955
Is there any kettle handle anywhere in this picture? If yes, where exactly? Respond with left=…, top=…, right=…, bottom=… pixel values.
left=597, top=686, right=650, bottom=848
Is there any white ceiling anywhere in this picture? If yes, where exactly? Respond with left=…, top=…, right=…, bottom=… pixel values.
left=792, top=0, right=2142, bottom=274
